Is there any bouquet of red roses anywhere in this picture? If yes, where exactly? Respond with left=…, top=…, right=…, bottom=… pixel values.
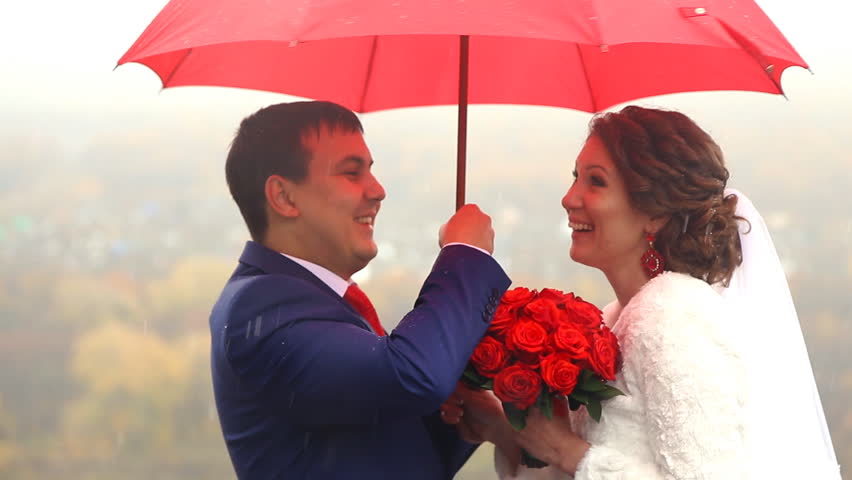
left=462, top=287, right=623, bottom=468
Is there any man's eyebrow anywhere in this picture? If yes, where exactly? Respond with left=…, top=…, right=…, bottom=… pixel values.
left=337, top=155, right=372, bottom=167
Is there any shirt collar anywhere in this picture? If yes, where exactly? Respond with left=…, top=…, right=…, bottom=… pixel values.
left=280, top=253, right=351, bottom=297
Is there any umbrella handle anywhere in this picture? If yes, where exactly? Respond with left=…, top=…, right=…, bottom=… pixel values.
left=456, top=35, right=469, bottom=211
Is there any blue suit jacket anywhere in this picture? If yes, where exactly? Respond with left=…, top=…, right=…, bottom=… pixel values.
left=210, top=241, right=511, bottom=479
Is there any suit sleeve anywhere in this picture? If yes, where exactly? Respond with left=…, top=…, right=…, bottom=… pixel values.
left=421, top=410, right=480, bottom=476
left=224, top=245, right=511, bottom=426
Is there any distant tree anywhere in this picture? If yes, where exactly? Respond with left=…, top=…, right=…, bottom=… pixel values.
left=62, top=323, right=193, bottom=460
left=51, top=273, right=144, bottom=332
left=359, top=266, right=426, bottom=329
left=144, top=257, right=233, bottom=337
left=0, top=395, right=17, bottom=474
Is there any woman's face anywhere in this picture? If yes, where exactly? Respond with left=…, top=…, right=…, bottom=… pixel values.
left=561, top=135, right=653, bottom=276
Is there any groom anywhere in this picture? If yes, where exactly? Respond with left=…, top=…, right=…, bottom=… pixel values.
left=209, top=101, right=511, bottom=479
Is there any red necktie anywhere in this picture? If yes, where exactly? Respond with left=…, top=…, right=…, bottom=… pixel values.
left=343, top=284, right=386, bottom=336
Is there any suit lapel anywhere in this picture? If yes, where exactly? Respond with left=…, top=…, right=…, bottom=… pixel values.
left=237, top=241, right=374, bottom=332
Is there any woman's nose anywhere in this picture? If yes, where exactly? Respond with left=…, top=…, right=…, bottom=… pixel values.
left=562, top=184, right=579, bottom=211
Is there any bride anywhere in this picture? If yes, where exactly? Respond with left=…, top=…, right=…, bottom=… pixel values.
left=443, top=106, right=841, bottom=479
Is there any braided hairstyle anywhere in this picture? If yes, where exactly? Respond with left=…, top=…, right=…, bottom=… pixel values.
left=589, top=106, right=747, bottom=286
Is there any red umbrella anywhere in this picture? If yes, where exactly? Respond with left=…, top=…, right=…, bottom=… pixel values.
left=118, top=0, right=807, bottom=209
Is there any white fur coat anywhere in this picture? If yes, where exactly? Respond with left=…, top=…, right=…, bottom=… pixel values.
left=497, top=272, right=750, bottom=479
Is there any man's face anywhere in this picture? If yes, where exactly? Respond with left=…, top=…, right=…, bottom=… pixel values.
left=288, top=126, right=386, bottom=279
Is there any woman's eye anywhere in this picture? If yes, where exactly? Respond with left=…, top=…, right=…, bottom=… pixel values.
left=591, top=175, right=606, bottom=187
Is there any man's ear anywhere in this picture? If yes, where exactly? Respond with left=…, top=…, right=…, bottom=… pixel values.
left=265, top=175, right=299, bottom=218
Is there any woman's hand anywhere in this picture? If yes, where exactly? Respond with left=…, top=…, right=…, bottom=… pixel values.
left=515, top=402, right=590, bottom=475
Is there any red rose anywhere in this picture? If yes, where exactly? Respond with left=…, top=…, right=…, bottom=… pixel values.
left=493, top=364, right=542, bottom=409
left=523, top=298, right=561, bottom=332
left=551, top=323, right=590, bottom=360
left=538, top=288, right=567, bottom=301
left=500, top=287, right=537, bottom=312
left=506, top=319, right=549, bottom=365
left=471, top=336, right=510, bottom=377
left=563, top=296, right=604, bottom=332
left=589, top=326, right=620, bottom=381
left=540, top=353, right=581, bottom=395
left=488, top=304, right=518, bottom=339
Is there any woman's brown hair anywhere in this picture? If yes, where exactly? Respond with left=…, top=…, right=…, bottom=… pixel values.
left=589, top=106, right=747, bottom=286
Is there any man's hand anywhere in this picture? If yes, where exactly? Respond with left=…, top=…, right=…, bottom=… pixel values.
left=441, top=383, right=521, bottom=475
left=441, top=383, right=520, bottom=459
left=441, top=382, right=503, bottom=443
left=439, top=204, right=495, bottom=254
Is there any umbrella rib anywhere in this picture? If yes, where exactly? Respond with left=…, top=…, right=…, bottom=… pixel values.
left=161, top=48, right=193, bottom=89
left=358, top=37, right=379, bottom=112
left=713, top=18, right=786, bottom=97
left=574, top=44, right=597, bottom=112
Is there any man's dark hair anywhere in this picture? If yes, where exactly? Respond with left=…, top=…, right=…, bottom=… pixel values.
left=225, top=101, right=363, bottom=242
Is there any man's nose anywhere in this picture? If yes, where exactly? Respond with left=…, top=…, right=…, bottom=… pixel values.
left=367, top=173, right=386, bottom=201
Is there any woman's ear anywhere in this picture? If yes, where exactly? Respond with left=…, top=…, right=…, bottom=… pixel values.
left=265, top=175, right=299, bottom=218
left=646, top=214, right=671, bottom=236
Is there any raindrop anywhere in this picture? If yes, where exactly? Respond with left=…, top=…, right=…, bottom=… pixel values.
left=322, top=444, right=337, bottom=468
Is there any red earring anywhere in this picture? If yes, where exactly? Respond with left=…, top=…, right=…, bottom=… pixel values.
left=641, top=233, right=664, bottom=278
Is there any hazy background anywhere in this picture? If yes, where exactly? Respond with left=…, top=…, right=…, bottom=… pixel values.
left=1, top=0, right=850, bottom=478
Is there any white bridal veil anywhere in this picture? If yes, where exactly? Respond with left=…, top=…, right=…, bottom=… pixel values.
left=722, top=189, right=841, bottom=479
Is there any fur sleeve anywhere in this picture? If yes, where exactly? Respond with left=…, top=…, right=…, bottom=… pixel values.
left=575, top=274, right=749, bottom=480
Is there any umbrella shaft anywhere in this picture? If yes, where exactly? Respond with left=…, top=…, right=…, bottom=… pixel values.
left=456, top=35, right=469, bottom=211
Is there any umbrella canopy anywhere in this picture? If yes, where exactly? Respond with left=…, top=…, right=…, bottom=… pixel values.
left=119, top=0, right=807, bottom=208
